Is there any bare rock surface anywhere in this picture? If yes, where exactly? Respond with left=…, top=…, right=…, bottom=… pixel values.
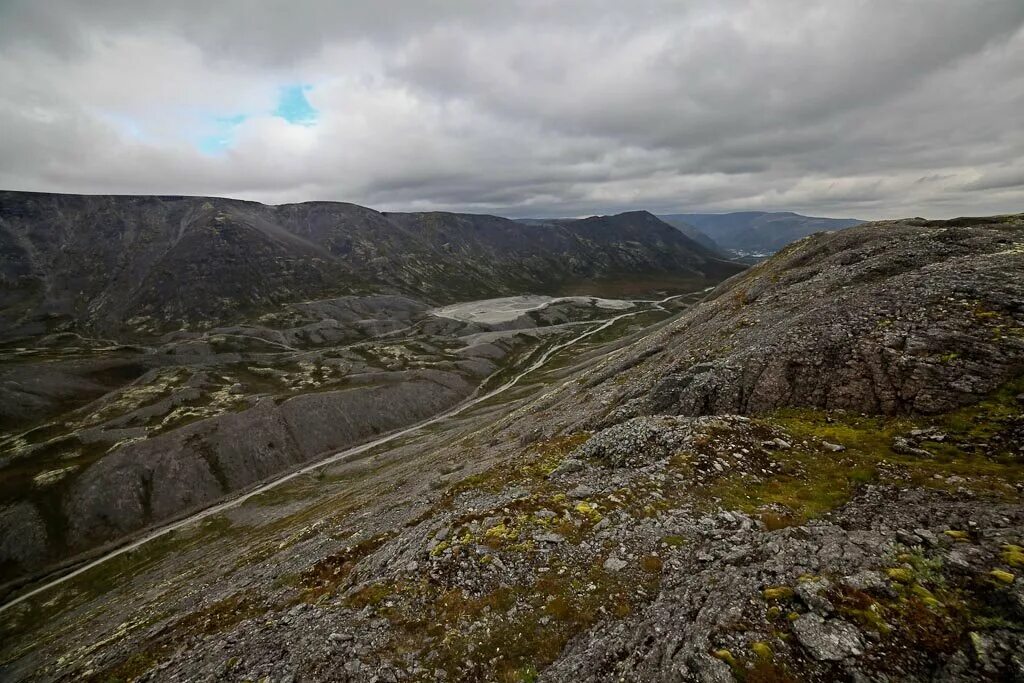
left=599, top=215, right=1024, bottom=421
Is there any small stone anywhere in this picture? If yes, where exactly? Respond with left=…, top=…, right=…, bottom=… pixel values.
left=792, top=613, right=865, bottom=661
left=568, top=484, right=596, bottom=499
left=892, top=436, right=932, bottom=458
left=896, top=529, right=922, bottom=546
left=796, top=577, right=835, bottom=614
left=821, top=441, right=845, bottom=452
left=549, top=458, right=586, bottom=477
left=603, top=556, right=628, bottom=572
left=534, top=532, right=565, bottom=544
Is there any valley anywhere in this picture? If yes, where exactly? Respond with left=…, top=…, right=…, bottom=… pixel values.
left=0, top=290, right=699, bottom=589
left=0, top=287, right=707, bottom=681
left=0, top=202, right=1021, bottom=683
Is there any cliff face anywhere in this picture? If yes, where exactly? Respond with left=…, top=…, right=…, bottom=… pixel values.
left=0, top=192, right=741, bottom=340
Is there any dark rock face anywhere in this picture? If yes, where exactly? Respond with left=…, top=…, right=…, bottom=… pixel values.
left=0, top=192, right=742, bottom=341
left=603, top=215, right=1024, bottom=421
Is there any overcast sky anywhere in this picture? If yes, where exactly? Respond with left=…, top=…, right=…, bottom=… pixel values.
left=1, top=1, right=1022, bottom=219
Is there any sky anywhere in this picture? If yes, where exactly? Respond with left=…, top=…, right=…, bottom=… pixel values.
left=0, top=1, right=1022, bottom=220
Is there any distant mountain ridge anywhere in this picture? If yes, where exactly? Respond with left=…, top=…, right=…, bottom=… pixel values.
left=650, top=217, right=724, bottom=253
left=0, top=192, right=743, bottom=341
left=658, top=211, right=864, bottom=253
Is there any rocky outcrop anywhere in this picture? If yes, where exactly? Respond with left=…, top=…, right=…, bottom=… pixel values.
left=599, top=215, right=1024, bottom=421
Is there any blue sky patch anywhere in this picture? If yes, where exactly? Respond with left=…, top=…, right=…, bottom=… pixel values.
left=197, top=114, right=247, bottom=155
left=194, top=84, right=317, bottom=154
left=274, top=84, right=317, bottom=125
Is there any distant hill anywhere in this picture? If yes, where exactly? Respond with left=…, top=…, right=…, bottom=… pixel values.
left=652, top=216, right=724, bottom=253
left=0, top=192, right=744, bottom=340
left=658, top=211, right=864, bottom=254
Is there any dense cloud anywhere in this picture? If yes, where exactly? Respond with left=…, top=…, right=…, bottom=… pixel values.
left=0, top=0, right=1022, bottom=219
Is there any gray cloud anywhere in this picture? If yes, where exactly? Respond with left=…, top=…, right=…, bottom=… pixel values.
left=0, top=0, right=1022, bottom=219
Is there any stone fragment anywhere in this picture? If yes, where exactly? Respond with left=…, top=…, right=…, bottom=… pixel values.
left=792, top=613, right=865, bottom=661
left=603, top=556, right=628, bottom=572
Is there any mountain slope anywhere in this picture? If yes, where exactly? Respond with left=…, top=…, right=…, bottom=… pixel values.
left=653, top=215, right=724, bottom=253
left=0, top=193, right=743, bottom=340
left=660, top=211, right=863, bottom=253
left=2, top=215, right=1021, bottom=683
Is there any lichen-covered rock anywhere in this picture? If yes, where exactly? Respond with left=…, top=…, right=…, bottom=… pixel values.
left=572, top=415, right=723, bottom=467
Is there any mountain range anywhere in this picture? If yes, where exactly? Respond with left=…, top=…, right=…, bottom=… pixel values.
left=0, top=192, right=741, bottom=342
left=658, top=211, right=864, bottom=254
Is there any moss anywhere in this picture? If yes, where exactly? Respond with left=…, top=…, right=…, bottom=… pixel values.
left=347, top=582, right=395, bottom=608
left=751, top=641, right=773, bottom=660
left=762, top=586, right=795, bottom=601
left=703, top=378, right=1024, bottom=526
left=1000, top=544, right=1024, bottom=568
left=662, top=534, right=686, bottom=547
left=443, top=432, right=592, bottom=500
left=380, top=560, right=657, bottom=682
left=944, top=530, right=969, bottom=542
left=759, top=511, right=801, bottom=531
left=573, top=501, right=602, bottom=523
left=84, top=592, right=263, bottom=682
left=988, top=569, right=1015, bottom=585
left=745, top=659, right=799, bottom=683
left=887, top=568, right=915, bottom=583
left=712, top=648, right=738, bottom=668
left=640, top=555, right=664, bottom=573
left=484, top=522, right=520, bottom=546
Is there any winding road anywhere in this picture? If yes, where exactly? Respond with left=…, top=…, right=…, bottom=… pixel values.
left=0, top=292, right=692, bottom=614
